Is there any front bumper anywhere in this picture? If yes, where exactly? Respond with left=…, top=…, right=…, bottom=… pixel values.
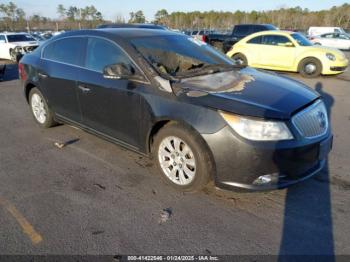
left=202, top=126, right=333, bottom=191
left=322, top=58, right=348, bottom=75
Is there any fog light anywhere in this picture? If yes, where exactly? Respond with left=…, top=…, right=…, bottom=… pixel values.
left=253, top=173, right=280, bottom=185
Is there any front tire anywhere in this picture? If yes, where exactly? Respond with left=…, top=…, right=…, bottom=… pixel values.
left=29, top=88, right=57, bottom=128
left=153, top=123, right=213, bottom=192
left=298, top=57, right=322, bottom=78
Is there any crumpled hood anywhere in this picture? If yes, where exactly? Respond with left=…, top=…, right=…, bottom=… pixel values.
left=177, top=67, right=319, bottom=119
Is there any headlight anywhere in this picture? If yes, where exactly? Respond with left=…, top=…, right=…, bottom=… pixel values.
left=326, top=53, right=336, bottom=61
left=219, top=111, right=293, bottom=141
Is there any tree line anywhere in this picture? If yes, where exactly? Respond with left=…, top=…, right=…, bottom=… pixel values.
left=153, top=4, right=350, bottom=31
left=0, top=1, right=349, bottom=32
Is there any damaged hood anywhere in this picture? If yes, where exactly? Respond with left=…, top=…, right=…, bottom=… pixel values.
left=177, top=67, right=319, bottom=119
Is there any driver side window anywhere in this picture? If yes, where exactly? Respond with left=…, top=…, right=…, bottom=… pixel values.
left=85, top=37, right=135, bottom=73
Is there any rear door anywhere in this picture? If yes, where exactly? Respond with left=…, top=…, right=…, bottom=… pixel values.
left=40, top=37, right=85, bottom=122
left=77, top=37, right=147, bottom=148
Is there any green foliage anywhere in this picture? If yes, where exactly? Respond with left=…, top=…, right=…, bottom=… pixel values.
left=129, top=10, right=146, bottom=23
left=153, top=4, right=350, bottom=30
left=0, top=1, right=26, bottom=30
left=0, top=3, right=349, bottom=32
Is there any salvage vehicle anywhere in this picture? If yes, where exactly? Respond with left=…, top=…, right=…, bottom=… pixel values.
left=310, top=32, right=350, bottom=50
left=19, top=29, right=333, bottom=191
left=0, top=33, right=39, bottom=61
left=227, top=30, right=349, bottom=78
left=206, top=24, right=277, bottom=53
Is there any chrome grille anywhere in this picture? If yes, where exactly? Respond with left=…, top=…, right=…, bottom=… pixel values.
left=292, top=100, right=328, bottom=138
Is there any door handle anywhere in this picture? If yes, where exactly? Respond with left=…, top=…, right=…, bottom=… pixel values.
left=78, top=84, right=91, bottom=93
left=38, top=72, right=48, bottom=79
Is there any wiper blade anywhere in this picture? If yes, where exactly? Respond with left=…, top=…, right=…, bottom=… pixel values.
left=182, top=64, right=240, bottom=77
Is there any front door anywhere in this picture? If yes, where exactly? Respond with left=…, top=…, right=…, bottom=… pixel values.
left=258, top=34, right=296, bottom=69
left=78, top=37, right=147, bottom=148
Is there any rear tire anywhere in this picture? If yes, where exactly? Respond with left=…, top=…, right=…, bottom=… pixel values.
left=153, top=122, right=213, bottom=192
left=29, top=88, right=57, bottom=128
left=231, top=53, right=248, bottom=66
left=298, top=57, right=322, bottom=78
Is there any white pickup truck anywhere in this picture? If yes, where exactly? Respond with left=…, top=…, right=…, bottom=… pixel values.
left=0, top=33, right=39, bottom=61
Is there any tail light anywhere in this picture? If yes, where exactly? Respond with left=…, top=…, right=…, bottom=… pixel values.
left=18, top=63, right=27, bottom=81
left=201, top=35, right=208, bottom=42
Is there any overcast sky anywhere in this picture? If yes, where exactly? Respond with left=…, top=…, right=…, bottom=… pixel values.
left=12, top=0, right=348, bottom=21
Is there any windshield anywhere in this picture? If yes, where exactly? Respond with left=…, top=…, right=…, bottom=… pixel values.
left=131, top=35, right=234, bottom=78
left=7, top=34, right=36, bottom=42
left=291, top=33, right=312, bottom=46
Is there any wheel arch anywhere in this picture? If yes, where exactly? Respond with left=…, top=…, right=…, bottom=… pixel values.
left=147, top=118, right=217, bottom=180
left=24, top=82, right=37, bottom=103
left=297, top=56, right=323, bottom=72
left=147, top=118, right=203, bottom=154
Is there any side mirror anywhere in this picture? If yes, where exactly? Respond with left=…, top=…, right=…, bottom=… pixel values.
left=103, top=63, right=134, bottom=79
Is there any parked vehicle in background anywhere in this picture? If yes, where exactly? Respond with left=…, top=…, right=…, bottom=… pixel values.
left=310, top=32, right=350, bottom=50
left=206, top=24, right=278, bottom=53
left=191, top=30, right=215, bottom=42
left=20, top=28, right=333, bottom=191
left=40, top=32, right=53, bottom=40
left=227, top=30, right=348, bottom=77
left=308, top=27, right=346, bottom=37
left=97, top=23, right=167, bottom=30
left=0, top=33, right=39, bottom=61
left=30, top=33, right=47, bottom=44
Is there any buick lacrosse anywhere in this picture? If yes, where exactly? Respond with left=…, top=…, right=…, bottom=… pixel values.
left=19, top=29, right=332, bottom=191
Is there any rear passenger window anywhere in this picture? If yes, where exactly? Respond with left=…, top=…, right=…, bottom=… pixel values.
left=85, top=37, right=134, bottom=73
left=247, top=36, right=262, bottom=44
left=43, top=37, right=84, bottom=66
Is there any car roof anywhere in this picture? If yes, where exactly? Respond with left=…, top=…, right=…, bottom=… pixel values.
left=97, top=23, right=167, bottom=30
left=245, top=30, right=296, bottom=38
left=55, top=28, right=180, bottom=40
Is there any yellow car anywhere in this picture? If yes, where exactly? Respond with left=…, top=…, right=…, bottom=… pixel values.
left=226, top=31, right=349, bottom=77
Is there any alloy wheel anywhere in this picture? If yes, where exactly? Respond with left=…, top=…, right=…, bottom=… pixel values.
left=31, top=93, right=47, bottom=124
left=158, top=136, right=196, bottom=185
